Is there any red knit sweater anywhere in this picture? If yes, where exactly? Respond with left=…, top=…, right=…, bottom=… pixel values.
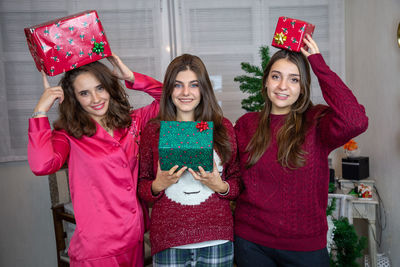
left=234, top=54, right=368, bottom=251
left=139, top=118, right=241, bottom=255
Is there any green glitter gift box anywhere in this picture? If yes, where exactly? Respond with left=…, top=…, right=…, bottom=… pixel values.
left=159, top=121, right=214, bottom=171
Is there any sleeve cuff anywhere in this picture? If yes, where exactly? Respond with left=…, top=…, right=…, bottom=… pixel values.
left=29, top=117, right=51, bottom=132
left=125, top=72, right=148, bottom=90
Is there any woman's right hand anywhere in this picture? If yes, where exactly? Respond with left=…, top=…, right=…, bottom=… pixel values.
left=151, top=162, right=187, bottom=196
left=33, top=71, right=64, bottom=116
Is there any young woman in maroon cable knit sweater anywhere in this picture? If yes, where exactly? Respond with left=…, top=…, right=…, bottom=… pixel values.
left=138, top=54, right=241, bottom=266
left=234, top=35, right=368, bottom=266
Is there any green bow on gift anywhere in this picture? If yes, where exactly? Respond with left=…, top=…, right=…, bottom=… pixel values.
left=92, top=42, right=104, bottom=55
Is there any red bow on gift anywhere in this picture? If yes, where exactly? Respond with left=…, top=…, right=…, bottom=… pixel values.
left=196, top=121, right=209, bottom=132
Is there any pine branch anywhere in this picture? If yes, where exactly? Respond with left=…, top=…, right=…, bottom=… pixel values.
left=239, top=83, right=262, bottom=94
left=234, top=45, right=271, bottom=112
left=326, top=197, right=336, bottom=216
left=241, top=95, right=264, bottom=112
left=260, top=46, right=271, bottom=71
left=235, top=76, right=260, bottom=86
left=240, top=62, right=263, bottom=77
left=330, top=217, right=367, bottom=266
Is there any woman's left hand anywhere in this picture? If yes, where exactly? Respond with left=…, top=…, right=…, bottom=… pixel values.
left=107, top=52, right=135, bottom=82
left=188, top=161, right=229, bottom=194
left=300, top=34, right=320, bottom=57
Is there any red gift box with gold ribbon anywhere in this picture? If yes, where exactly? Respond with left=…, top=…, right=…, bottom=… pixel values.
left=24, top=10, right=111, bottom=76
left=271, top=16, right=315, bottom=52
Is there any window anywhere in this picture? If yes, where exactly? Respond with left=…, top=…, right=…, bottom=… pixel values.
left=0, top=0, right=166, bottom=162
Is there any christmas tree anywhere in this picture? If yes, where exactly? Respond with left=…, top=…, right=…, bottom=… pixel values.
left=234, top=46, right=271, bottom=112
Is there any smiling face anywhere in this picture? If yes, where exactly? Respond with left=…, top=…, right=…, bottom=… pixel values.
left=171, top=69, right=201, bottom=121
left=266, top=58, right=301, bottom=115
left=73, top=72, right=110, bottom=123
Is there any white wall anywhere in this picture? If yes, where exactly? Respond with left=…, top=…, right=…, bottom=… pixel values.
left=345, top=0, right=400, bottom=264
left=0, top=162, right=56, bottom=267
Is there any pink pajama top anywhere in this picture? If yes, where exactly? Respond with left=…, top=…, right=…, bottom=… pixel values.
left=28, top=72, right=162, bottom=262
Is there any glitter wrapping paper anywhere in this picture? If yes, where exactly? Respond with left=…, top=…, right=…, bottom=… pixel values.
left=159, top=121, right=214, bottom=172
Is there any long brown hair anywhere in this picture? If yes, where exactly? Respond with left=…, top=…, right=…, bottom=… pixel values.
left=54, top=61, right=132, bottom=138
left=246, top=50, right=312, bottom=169
left=157, top=54, right=232, bottom=164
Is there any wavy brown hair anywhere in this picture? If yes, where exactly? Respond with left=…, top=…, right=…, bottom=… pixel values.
left=246, top=50, right=313, bottom=169
left=54, top=61, right=132, bottom=138
left=156, top=54, right=232, bottom=164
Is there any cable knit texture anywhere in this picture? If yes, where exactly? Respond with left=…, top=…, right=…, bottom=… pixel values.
left=138, top=118, right=241, bottom=255
left=234, top=53, right=368, bottom=251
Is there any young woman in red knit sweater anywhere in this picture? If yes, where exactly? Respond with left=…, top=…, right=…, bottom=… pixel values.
left=138, top=54, right=241, bottom=266
left=234, top=35, right=368, bottom=266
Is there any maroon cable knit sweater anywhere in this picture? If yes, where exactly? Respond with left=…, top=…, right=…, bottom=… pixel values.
left=234, top=53, right=368, bottom=251
left=139, top=118, right=241, bottom=255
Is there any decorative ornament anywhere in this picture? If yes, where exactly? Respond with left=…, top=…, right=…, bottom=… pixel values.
left=92, top=42, right=104, bottom=55
left=274, top=32, right=287, bottom=45
left=343, top=139, right=360, bottom=157
left=357, top=184, right=372, bottom=199
left=196, top=121, right=209, bottom=132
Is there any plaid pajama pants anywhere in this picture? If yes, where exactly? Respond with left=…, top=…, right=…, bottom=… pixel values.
left=153, top=241, right=234, bottom=267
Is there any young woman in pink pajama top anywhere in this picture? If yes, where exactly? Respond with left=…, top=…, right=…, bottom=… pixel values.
left=27, top=54, right=162, bottom=267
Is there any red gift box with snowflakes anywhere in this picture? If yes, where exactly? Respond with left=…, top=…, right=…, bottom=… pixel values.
left=271, top=16, right=315, bottom=52
left=24, top=10, right=111, bottom=76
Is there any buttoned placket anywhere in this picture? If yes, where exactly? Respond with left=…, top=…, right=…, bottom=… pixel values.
left=110, top=139, right=136, bottom=213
